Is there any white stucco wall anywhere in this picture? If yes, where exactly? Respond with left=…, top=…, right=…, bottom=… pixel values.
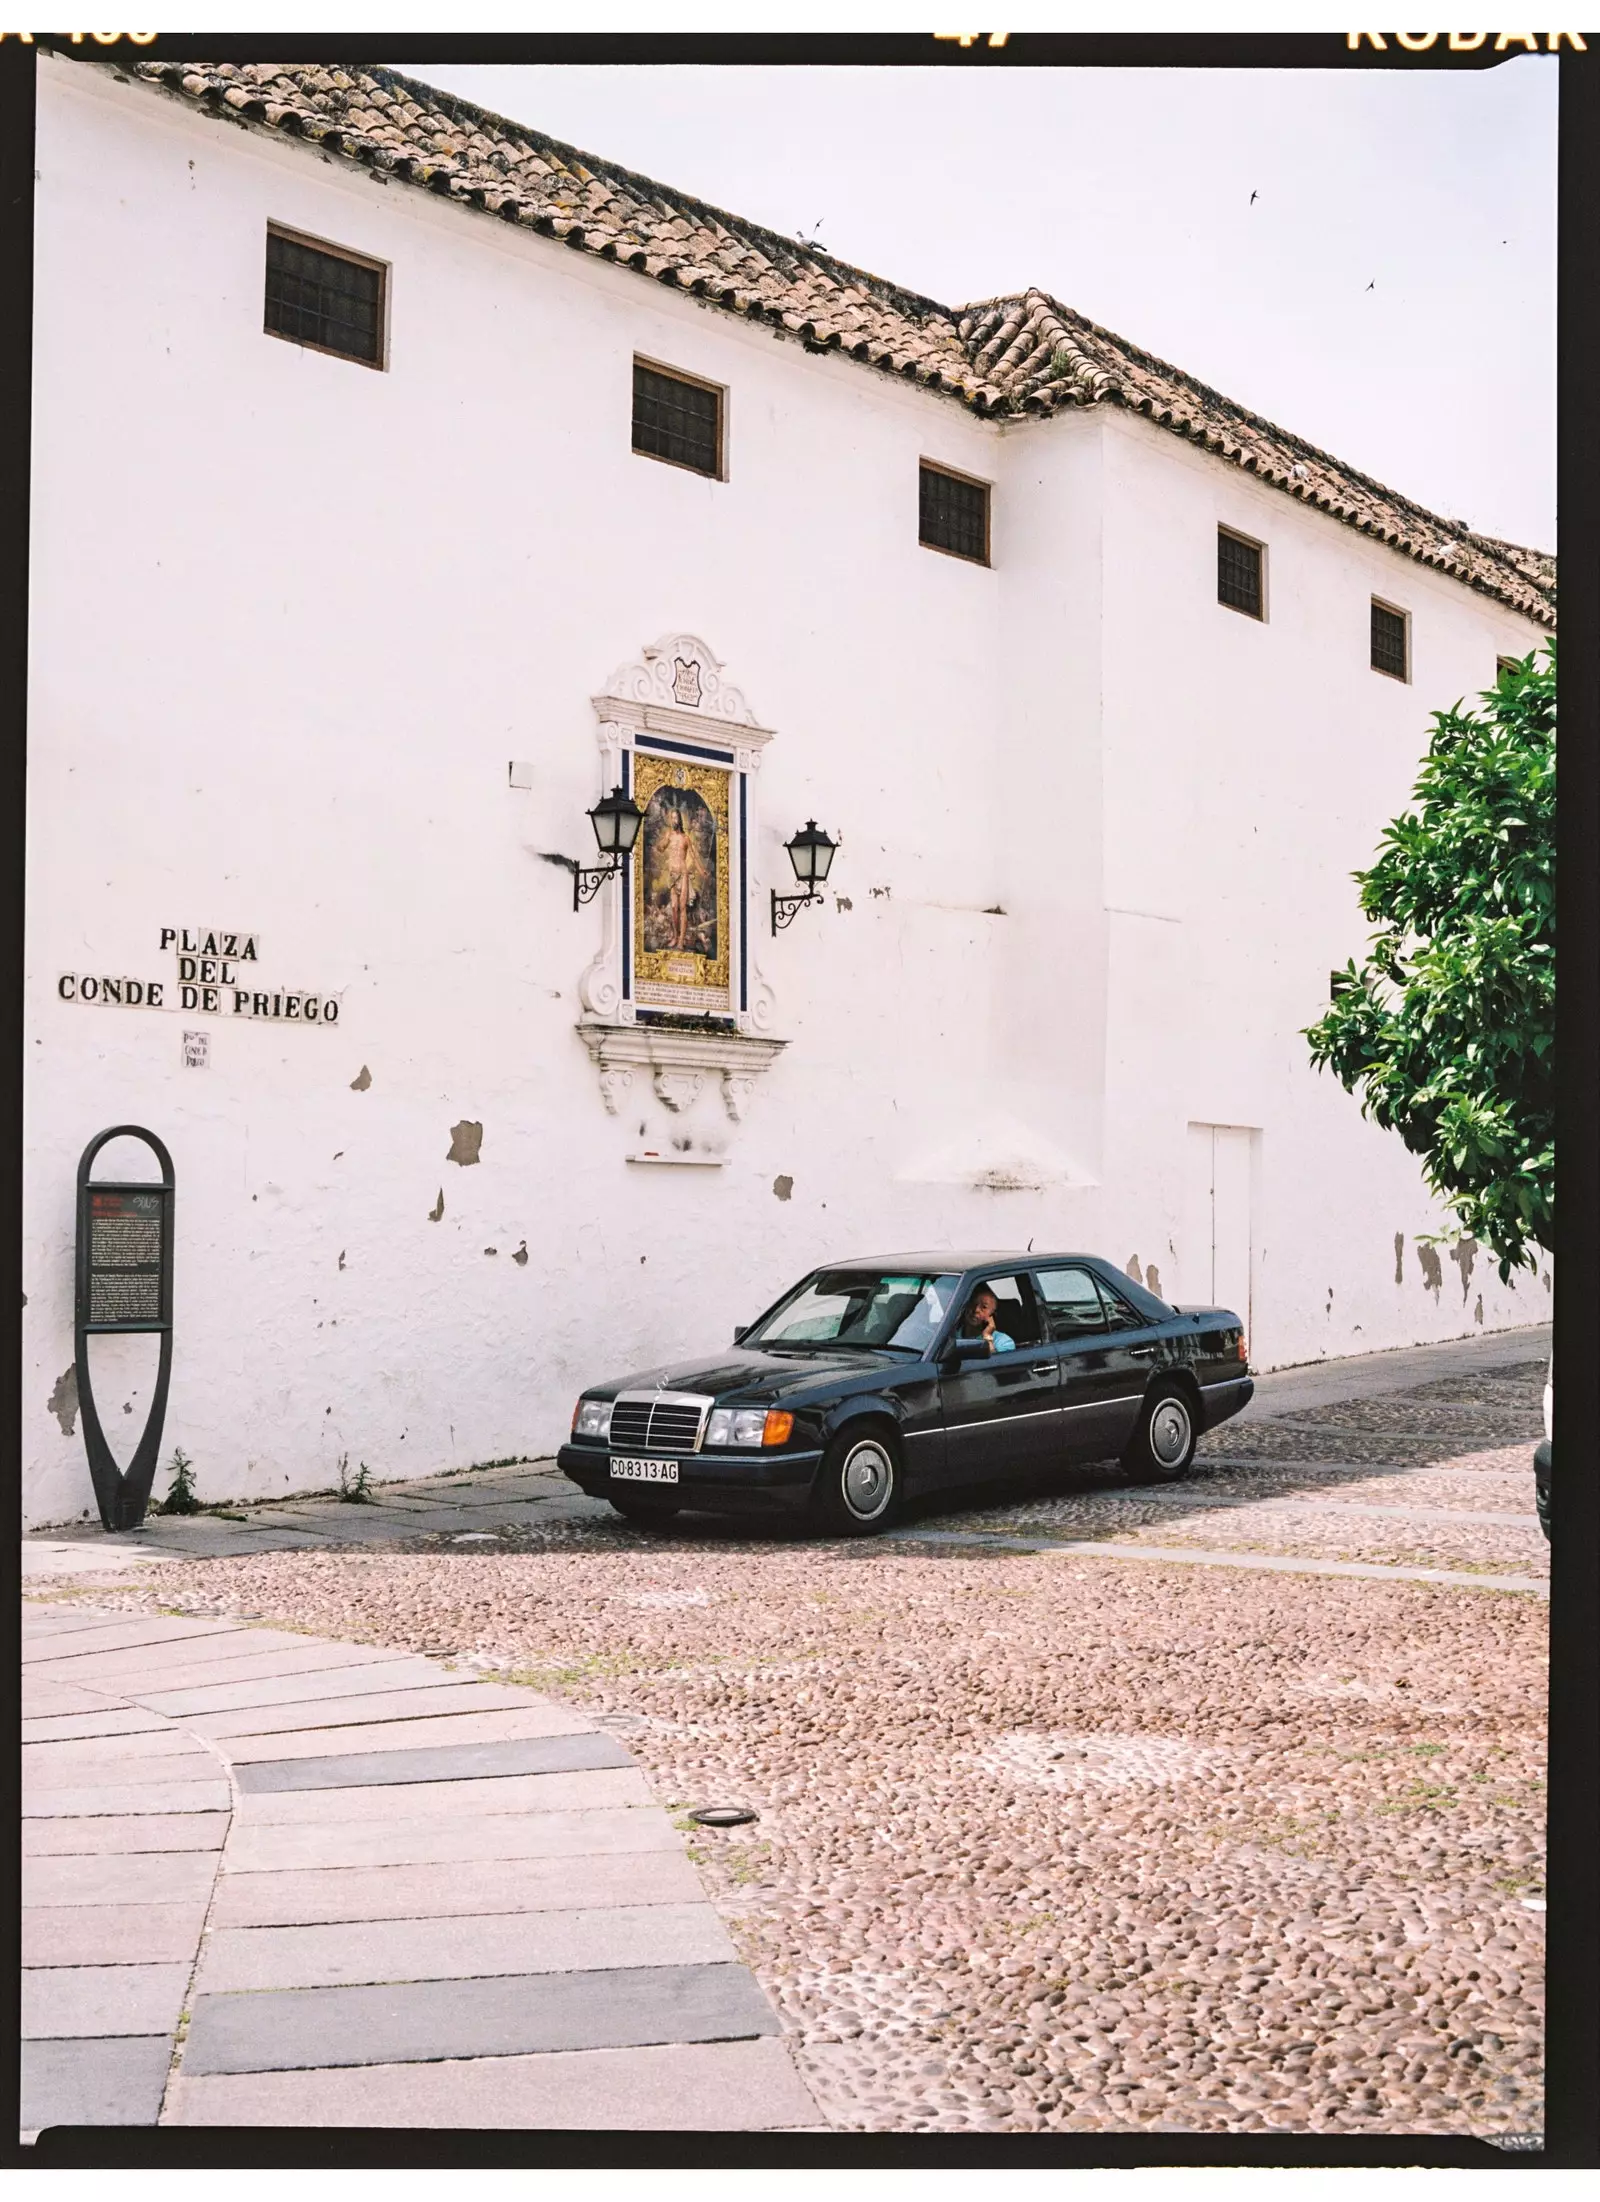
left=1093, top=407, right=1548, bottom=1366
left=22, top=59, right=1549, bottom=1525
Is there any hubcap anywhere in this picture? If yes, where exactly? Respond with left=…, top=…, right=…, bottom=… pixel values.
left=842, top=1439, right=893, bottom=1519
left=1151, top=1398, right=1191, bottom=1466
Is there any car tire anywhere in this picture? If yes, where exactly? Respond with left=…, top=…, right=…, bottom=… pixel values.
left=608, top=1492, right=681, bottom=1526
left=812, top=1426, right=903, bottom=1536
left=1122, top=1382, right=1197, bottom=1484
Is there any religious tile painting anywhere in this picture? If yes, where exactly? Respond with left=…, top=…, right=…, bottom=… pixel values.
left=631, top=749, right=733, bottom=1015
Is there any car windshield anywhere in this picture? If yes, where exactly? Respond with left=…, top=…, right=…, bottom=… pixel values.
left=746, top=1271, right=963, bottom=1354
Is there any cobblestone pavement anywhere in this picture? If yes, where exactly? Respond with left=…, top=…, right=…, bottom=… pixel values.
left=24, top=1328, right=1550, bottom=2138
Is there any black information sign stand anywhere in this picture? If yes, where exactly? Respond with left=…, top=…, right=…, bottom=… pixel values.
left=74, top=1126, right=175, bottom=1532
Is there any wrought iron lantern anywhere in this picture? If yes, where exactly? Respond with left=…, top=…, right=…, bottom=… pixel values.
left=570, top=784, right=644, bottom=909
left=771, top=820, right=838, bottom=934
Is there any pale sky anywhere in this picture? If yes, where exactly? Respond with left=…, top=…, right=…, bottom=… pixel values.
left=393, top=57, right=1557, bottom=551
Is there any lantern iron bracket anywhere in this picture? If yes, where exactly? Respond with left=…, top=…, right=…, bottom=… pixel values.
left=770, top=887, right=821, bottom=934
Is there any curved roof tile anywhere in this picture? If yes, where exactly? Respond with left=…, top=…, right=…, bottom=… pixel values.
left=123, top=57, right=1553, bottom=625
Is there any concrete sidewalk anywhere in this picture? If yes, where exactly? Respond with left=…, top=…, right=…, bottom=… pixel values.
left=20, top=1602, right=824, bottom=2133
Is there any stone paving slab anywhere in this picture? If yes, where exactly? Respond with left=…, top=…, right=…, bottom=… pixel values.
left=397, top=1478, right=568, bottom=1506
left=22, top=1778, right=234, bottom=1819
left=241, top=1767, right=651, bottom=1825
left=60, top=1642, right=402, bottom=1692
left=23, top=1850, right=222, bottom=1908
left=22, top=2035, right=174, bottom=2130
left=232, top=1730, right=631, bottom=1792
left=23, top=1901, right=214, bottom=1967
left=207, top=1848, right=706, bottom=1929
left=142, top=1656, right=454, bottom=1716
left=17, top=1598, right=813, bottom=2132
left=24, top=1811, right=231, bottom=1856
left=367, top=1504, right=574, bottom=1533
left=183, top=1960, right=779, bottom=2075
left=22, top=1960, right=190, bottom=2039
left=23, top=1727, right=207, bottom=1768
left=165, top=2035, right=821, bottom=2128
left=22, top=1618, right=248, bottom=1665
left=21, top=1683, right=128, bottom=1718
left=224, top=1803, right=679, bottom=1873
left=196, top=1690, right=582, bottom=1744
left=196, top=1902, right=738, bottom=1993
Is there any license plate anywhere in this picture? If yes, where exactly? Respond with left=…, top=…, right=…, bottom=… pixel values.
left=610, top=1457, right=680, bottom=1484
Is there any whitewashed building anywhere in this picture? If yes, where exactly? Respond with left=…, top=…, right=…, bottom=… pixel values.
left=23, top=54, right=1554, bottom=1524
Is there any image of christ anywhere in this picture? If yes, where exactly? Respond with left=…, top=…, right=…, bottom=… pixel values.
left=641, top=784, right=718, bottom=960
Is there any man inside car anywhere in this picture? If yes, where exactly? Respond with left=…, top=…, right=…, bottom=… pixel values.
left=960, top=1285, right=1016, bottom=1355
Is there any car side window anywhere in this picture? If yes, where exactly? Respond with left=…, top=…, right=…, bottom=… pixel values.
left=1093, top=1275, right=1145, bottom=1331
left=1033, top=1266, right=1108, bottom=1340
left=967, top=1273, right=1041, bottom=1349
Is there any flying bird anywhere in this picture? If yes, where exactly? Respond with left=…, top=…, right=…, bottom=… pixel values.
left=1365, top=280, right=1375, bottom=291
left=1249, top=189, right=1258, bottom=205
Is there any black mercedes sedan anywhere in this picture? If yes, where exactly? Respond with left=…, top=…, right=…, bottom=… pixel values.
left=558, top=1251, right=1253, bottom=1535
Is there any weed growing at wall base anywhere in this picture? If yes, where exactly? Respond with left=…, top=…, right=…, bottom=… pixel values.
left=157, top=1447, right=200, bottom=1514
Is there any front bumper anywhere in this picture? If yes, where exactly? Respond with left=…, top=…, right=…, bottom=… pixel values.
left=557, top=1441, right=825, bottom=1517
left=1534, top=1439, right=1551, bottom=1539
left=1198, top=1375, right=1254, bottom=1431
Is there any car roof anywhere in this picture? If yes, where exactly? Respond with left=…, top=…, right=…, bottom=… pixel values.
left=822, top=1252, right=1111, bottom=1273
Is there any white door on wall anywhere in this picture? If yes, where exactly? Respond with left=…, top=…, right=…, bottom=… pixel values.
left=1184, top=1123, right=1256, bottom=1331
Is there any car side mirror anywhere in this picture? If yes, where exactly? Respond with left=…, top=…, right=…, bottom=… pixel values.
left=733, top=1325, right=749, bottom=1346
left=943, top=1336, right=991, bottom=1367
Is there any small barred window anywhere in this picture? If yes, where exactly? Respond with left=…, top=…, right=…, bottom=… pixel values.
left=1371, top=600, right=1409, bottom=681
left=919, top=463, right=990, bottom=565
left=632, top=361, right=723, bottom=478
left=1217, top=528, right=1264, bottom=618
left=264, top=227, right=384, bottom=367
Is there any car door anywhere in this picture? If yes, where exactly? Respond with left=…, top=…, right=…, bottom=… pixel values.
left=1090, top=1271, right=1168, bottom=1451
left=935, top=1272, right=1059, bottom=1490
left=1030, top=1264, right=1129, bottom=1462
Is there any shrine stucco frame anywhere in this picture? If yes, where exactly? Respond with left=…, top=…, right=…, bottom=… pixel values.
left=576, top=634, right=788, bottom=1122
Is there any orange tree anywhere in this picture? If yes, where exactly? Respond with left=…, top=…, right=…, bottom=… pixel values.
left=1305, top=642, right=1555, bottom=1281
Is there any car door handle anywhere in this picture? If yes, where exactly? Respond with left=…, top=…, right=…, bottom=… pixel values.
left=1027, top=1363, right=1054, bottom=1378
left=1129, top=1344, right=1158, bottom=1358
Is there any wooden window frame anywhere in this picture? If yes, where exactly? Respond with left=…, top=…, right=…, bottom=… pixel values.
left=264, top=222, right=389, bottom=371
left=918, top=459, right=992, bottom=568
left=631, top=356, right=727, bottom=482
left=1217, top=525, right=1267, bottom=621
left=1371, top=597, right=1411, bottom=683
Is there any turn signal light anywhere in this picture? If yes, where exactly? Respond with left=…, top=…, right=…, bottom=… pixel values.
left=762, top=1410, right=794, bottom=1446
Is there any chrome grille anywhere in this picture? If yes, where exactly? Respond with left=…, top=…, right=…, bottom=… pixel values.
left=609, top=1393, right=710, bottom=1455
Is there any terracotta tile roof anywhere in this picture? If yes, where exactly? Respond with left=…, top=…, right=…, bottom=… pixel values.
left=125, top=58, right=1554, bottom=627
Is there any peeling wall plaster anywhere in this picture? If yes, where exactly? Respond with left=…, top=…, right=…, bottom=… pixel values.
left=447, top=1120, right=483, bottom=1167
left=47, top=1364, right=78, bottom=1438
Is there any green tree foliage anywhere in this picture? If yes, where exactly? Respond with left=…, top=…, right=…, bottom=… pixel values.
left=1305, top=642, right=1554, bottom=1281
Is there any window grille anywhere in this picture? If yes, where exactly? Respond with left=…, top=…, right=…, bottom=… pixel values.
left=1217, top=528, right=1264, bottom=618
left=919, top=463, right=990, bottom=564
left=1371, top=601, right=1409, bottom=680
left=632, top=361, right=723, bottom=477
left=264, top=228, right=384, bottom=366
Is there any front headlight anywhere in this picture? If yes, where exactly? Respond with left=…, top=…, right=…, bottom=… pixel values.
left=706, top=1407, right=794, bottom=1448
left=572, top=1398, right=613, bottom=1440
left=706, top=1406, right=769, bottom=1448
